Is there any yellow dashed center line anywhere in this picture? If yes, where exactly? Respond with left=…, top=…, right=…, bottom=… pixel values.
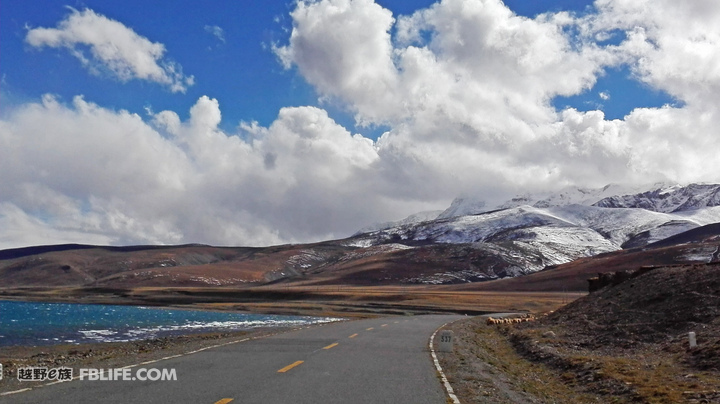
left=214, top=399, right=234, bottom=404
left=348, top=333, right=358, bottom=338
left=323, top=342, right=339, bottom=350
left=277, top=360, right=304, bottom=373
left=366, top=327, right=374, bottom=331
left=381, top=324, right=388, bottom=327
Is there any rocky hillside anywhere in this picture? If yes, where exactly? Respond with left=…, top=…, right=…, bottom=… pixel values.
left=502, top=262, right=720, bottom=402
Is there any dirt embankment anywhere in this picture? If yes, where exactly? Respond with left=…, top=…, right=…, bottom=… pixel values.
left=439, top=263, right=720, bottom=403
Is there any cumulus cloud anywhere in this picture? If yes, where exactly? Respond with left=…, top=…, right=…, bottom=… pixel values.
left=275, top=0, right=720, bottom=193
left=274, top=0, right=399, bottom=126
left=0, top=95, right=425, bottom=249
left=26, top=8, right=194, bottom=92
left=4, top=0, right=720, bottom=249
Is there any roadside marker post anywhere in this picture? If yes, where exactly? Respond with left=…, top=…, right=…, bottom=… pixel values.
left=689, top=332, right=697, bottom=348
left=438, top=330, right=454, bottom=352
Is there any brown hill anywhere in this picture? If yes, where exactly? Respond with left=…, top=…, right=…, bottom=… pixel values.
left=0, top=243, right=350, bottom=288
left=543, top=262, right=720, bottom=350
left=501, top=262, right=720, bottom=402
left=1, top=222, right=718, bottom=291
left=0, top=241, right=534, bottom=289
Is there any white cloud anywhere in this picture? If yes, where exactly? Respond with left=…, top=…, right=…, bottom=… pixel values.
left=273, top=0, right=631, bottom=191
left=274, top=0, right=720, bottom=193
left=274, top=0, right=399, bottom=126
left=25, top=8, right=194, bottom=93
left=0, top=202, right=114, bottom=250
left=586, top=0, right=720, bottom=104
left=0, top=95, right=427, bottom=248
left=204, top=25, right=225, bottom=43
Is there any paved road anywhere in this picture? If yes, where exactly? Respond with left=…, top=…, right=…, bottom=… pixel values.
left=1, top=314, right=463, bottom=404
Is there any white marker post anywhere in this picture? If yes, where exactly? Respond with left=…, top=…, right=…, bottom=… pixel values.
left=438, top=330, right=454, bottom=352
left=689, top=332, right=697, bottom=348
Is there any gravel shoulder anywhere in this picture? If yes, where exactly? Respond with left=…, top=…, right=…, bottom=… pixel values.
left=438, top=315, right=720, bottom=403
left=436, top=316, right=599, bottom=404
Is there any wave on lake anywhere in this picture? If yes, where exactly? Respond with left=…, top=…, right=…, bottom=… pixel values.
left=0, top=300, right=341, bottom=346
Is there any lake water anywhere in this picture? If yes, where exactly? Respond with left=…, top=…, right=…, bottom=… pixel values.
left=0, top=300, right=340, bottom=347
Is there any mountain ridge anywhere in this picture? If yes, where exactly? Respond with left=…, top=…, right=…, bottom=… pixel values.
left=1, top=182, right=719, bottom=289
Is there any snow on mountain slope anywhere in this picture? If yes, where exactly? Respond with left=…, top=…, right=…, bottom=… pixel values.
left=507, top=226, right=618, bottom=269
left=361, top=183, right=720, bottom=237
left=358, top=202, right=720, bottom=249
left=593, top=183, right=720, bottom=213
left=349, top=207, right=619, bottom=275
left=434, top=182, right=672, bottom=220
left=532, top=183, right=669, bottom=208
left=437, top=197, right=487, bottom=219
left=422, top=206, right=580, bottom=244
left=353, top=205, right=616, bottom=258
left=621, top=221, right=700, bottom=249
left=675, top=206, right=720, bottom=224
left=362, top=205, right=577, bottom=245
left=543, top=204, right=702, bottom=246
left=355, top=210, right=443, bottom=235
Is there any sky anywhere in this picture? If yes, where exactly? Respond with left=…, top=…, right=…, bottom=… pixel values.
left=1, top=0, right=719, bottom=249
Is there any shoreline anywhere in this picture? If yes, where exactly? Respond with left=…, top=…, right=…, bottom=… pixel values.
left=0, top=286, right=581, bottom=319
left=0, top=324, right=325, bottom=395
left=0, top=298, right=347, bottom=349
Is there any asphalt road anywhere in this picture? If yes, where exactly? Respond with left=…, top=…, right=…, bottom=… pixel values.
left=1, top=314, right=464, bottom=404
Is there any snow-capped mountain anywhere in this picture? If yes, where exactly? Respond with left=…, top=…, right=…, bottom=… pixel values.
left=349, top=183, right=720, bottom=278
left=439, top=182, right=671, bottom=219
left=5, top=183, right=719, bottom=289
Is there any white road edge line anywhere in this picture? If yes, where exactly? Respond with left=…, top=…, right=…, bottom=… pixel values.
left=430, top=324, right=461, bottom=404
left=0, top=388, right=32, bottom=396
left=4, top=325, right=322, bottom=395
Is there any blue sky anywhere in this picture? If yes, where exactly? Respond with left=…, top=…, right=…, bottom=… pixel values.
left=2, top=0, right=315, bottom=131
left=1, top=0, right=718, bottom=249
left=2, top=0, right=675, bottom=135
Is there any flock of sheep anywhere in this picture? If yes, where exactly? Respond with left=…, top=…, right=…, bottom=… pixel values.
left=486, top=314, right=535, bottom=325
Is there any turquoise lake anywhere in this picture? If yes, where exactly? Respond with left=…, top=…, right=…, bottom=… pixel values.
left=0, top=300, right=339, bottom=347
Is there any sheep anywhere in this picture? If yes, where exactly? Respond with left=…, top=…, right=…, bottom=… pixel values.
left=486, top=315, right=535, bottom=326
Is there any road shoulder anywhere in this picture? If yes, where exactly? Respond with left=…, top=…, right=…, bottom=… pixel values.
left=435, top=316, right=597, bottom=403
